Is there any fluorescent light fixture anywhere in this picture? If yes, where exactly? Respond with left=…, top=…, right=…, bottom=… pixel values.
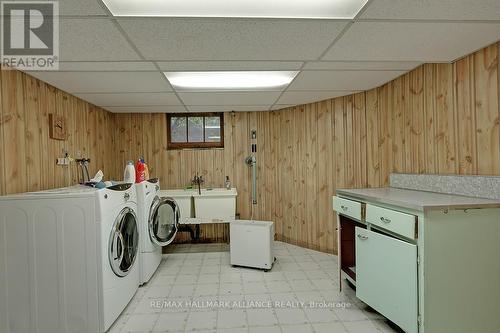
left=102, top=0, right=369, bottom=19
left=164, top=71, right=298, bottom=91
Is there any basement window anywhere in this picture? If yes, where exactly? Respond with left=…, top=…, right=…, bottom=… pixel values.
left=167, top=113, right=224, bottom=149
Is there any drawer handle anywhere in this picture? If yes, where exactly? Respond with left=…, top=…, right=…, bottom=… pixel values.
left=357, top=234, right=368, bottom=240
left=380, top=217, right=391, bottom=223
left=340, top=205, right=348, bottom=211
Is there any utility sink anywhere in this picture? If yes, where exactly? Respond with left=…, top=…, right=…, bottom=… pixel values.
left=193, top=188, right=237, bottom=222
left=160, top=188, right=237, bottom=223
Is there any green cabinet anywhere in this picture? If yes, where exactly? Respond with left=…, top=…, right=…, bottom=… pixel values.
left=356, top=227, right=418, bottom=333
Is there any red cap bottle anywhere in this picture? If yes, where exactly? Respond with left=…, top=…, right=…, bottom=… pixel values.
left=135, top=159, right=146, bottom=183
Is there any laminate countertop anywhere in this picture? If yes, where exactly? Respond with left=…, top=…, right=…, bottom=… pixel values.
left=336, top=187, right=500, bottom=213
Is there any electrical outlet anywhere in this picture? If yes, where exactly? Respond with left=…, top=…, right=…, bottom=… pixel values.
left=56, top=157, right=70, bottom=166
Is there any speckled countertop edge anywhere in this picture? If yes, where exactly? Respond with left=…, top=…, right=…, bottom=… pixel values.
left=336, top=187, right=500, bottom=213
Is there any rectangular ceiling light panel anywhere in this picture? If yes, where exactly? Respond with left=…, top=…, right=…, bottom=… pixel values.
left=164, top=71, right=299, bottom=91
left=102, top=0, right=369, bottom=19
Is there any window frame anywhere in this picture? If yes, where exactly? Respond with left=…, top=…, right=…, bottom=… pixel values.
left=166, top=113, right=224, bottom=150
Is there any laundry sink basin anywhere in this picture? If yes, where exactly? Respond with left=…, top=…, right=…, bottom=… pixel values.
left=193, top=188, right=237, bottom=222
left=160, top=188, right=237, bottom=223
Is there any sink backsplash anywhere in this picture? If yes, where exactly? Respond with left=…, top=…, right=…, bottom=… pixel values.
left=390, top=173, right=500, bottom=200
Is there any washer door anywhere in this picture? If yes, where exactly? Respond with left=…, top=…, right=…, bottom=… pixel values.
left=109, top=207, right=139, bottom=277
left=149, top=196, right=179, bottom=247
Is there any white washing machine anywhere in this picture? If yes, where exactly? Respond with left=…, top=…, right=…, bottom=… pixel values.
left=136, top=179, right=179, bottom=285
left=0, top=184, right=140, bottom=333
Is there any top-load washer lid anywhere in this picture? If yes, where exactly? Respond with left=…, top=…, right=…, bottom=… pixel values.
left=109, top=207, right=139, bottom=277
left=149, top=196, right=179, bottom=247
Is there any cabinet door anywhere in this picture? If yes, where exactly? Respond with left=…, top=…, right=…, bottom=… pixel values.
left=355, top=228, right=418, bottom=333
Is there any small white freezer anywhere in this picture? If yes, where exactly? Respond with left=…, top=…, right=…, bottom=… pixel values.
left=230, top=220, right=275, bottom=271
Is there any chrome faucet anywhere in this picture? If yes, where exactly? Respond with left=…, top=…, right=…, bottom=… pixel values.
left=191, top=173, right=204, bottom=195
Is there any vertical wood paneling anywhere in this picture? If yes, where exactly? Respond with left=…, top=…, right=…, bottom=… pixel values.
left=3, top=42, right=500, bottom=254
left=333, top=98, right=346, bottom=188
left=435, top=63, right=458, bottom=173
left=378, top=83, right=393, bottom=186
left=353, top=93, right=367, bottom=188
left=59, top=90, right=76, bottom=183
left=304, top=103, right=316, bottom=249
left=258, top=112, right=270, bottom=222
left=474, top=44, right=500, bottom=175
left=233, top=112, right=250, bottom=219
left=365, top=89, right=380, bottom=187
left=272, top=111, right=283, bottom=240
left=392, top=77, right=406, bottom=173
left=455, top=56, right=477, bottom=174
left=0, top=68, right=118, bottom=196
left=344, top=96, right=355, bottom=188
left=24, top=75, right=42, bottom=191
left=2, top=70, right=27, bottom=194
left=409, top=67, right=426, bottom=173
left=317, top=99, right=335, bottom=252
left=281, top=108, right=294, bottom=243
left=423, top=64, right=438, bottom=174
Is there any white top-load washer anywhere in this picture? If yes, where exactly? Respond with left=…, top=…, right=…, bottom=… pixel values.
left=136, top=179, right=179, bottom=285
left=0, top=183, right=140, bottom=333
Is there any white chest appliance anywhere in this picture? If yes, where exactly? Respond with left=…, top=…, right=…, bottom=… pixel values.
left=0, top=184, right=140, bottom=333
left=230, top=220, right=275, bottom=271
left=136, top=179, right=179, bottom=285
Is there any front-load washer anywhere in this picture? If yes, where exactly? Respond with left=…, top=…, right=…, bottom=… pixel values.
left=0, top=183, right=140, bottom=333
left=136, top=179, right=179, bottom=285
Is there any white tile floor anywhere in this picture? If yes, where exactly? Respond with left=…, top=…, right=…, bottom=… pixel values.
left=109, top=242, right=403, bottom=333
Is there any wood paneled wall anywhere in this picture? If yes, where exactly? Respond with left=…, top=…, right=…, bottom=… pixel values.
left=1, top=42, right=498, bottom=254
left=0, top=69, right=116, bottom=196
left=114, top=42, right=500, bottom=253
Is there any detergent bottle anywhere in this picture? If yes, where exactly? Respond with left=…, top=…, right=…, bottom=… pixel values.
left=135, top=159, right=146, bottom=183
left=143, top=160, right=150, bottom=180
left=123, top=161, right=135, bottom=183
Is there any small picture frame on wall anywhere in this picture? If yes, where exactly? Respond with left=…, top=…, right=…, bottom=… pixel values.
left=49, top=114, right=68, bottom=140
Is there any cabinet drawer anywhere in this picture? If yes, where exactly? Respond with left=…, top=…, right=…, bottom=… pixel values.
left=366, top=204, right=417, bottom=239
left=333, top=196, right=364, bottom=221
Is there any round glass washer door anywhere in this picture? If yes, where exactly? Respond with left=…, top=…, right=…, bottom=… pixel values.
left=109, top=207, right=139, bottom=277
left=149, top=196, right=179, bottom=247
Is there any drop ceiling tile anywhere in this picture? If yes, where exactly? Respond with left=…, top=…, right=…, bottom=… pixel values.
left=303, top=61, right=421, bottom=71
left=277, top=91, right=356, bottom=105
left=104, top=105, right=186, bottom=113
left=178, top=91, right=281, bottom=105
left=60, top=18, right=142, bottom=61
left=75, top=92, right=183, bottom=107
left=288, top=70, right=405, bottom=91
left=9, top=0, right=107, bottom=16
left=56, top=62, right=157, bottom=71
left=157, top=61, right=304, bottom=71
left=118, top=18, right=348, bottom=61
left=322, top=21, right=500, bottom=62
left=186, top=105, right=270, bottom=112
left=361, top=0, right=500, bottom=20
left=27, top=71, right=171, bottom=93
